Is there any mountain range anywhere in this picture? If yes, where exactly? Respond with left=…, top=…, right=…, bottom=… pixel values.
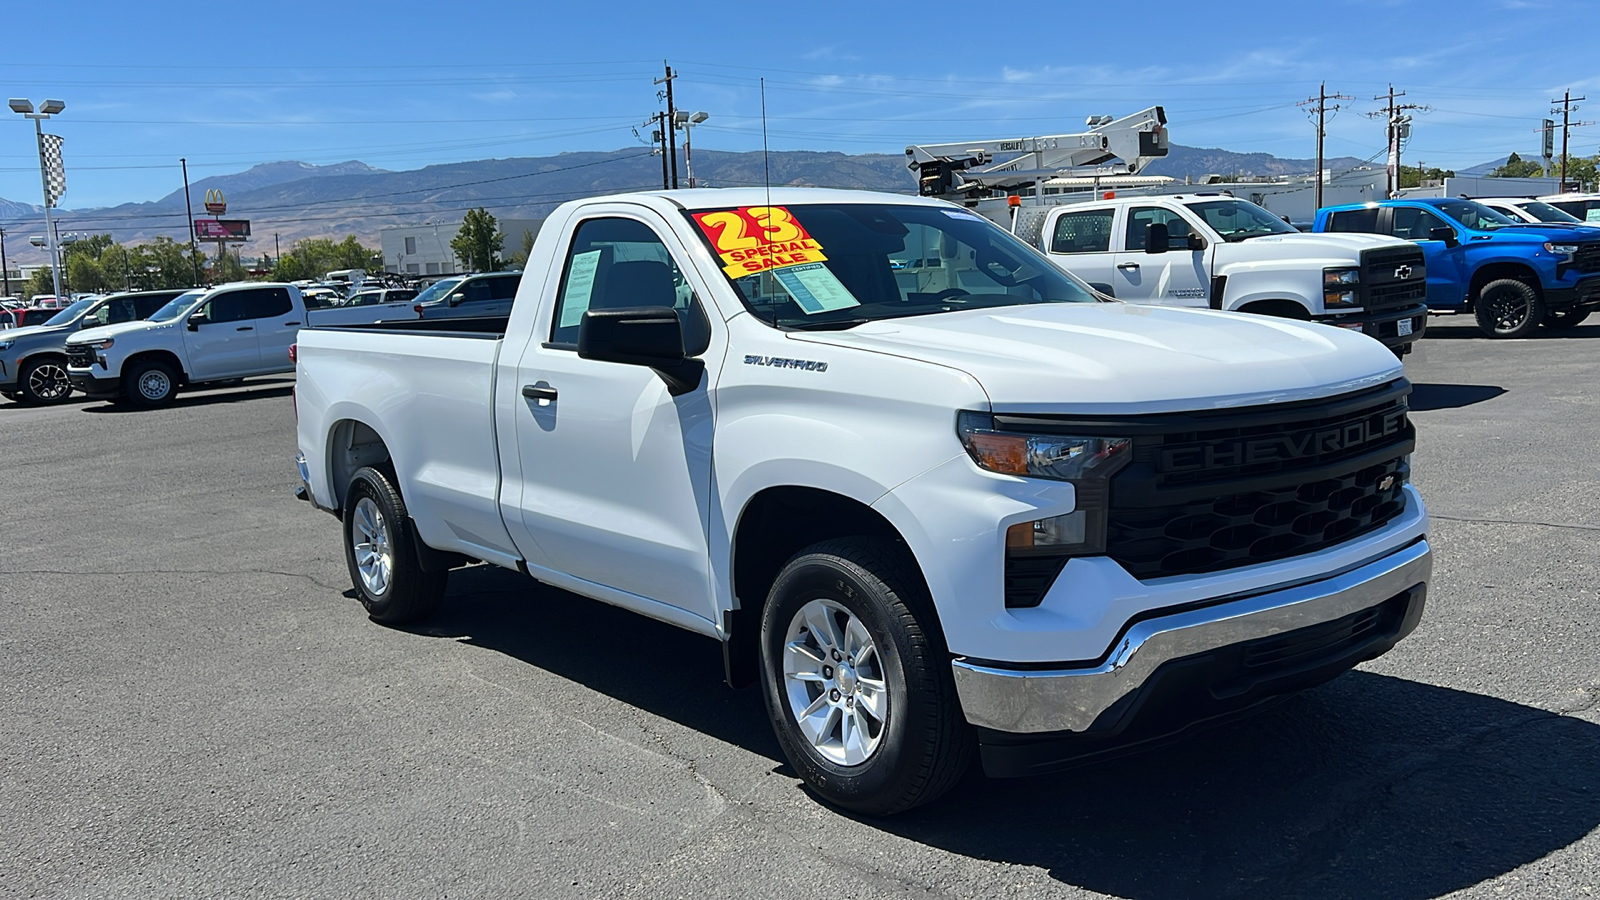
left=0, top=144, right=1501, bottom=265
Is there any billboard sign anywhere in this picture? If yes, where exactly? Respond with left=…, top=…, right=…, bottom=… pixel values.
left=194, top=218, right=250, bottom=240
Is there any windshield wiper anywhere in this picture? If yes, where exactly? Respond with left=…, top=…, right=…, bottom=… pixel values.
left=785, top=317, right=872, bottom=331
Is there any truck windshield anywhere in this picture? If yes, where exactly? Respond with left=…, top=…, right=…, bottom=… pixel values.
left=43, top=297, right=99, bottom=326
left=1434, top=200, right=1518, bottom=230
left=684, top=203, right=1096, bottom=330
left=1515, top=201, right=1584, bottom=224
left=147, top=290, right=207, bottom=323
left=1183, top=199, right=1298, bottom=242
left=413, top=278, right=464, bottom=306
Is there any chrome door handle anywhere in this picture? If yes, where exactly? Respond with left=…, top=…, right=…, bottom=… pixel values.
left=522, top=384, right=558, bottom=402
left=1117, top=262, right=1141, bottom=270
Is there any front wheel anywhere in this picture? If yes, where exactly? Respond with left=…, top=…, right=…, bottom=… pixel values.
left=18, top=357, right=72, bottom=405
left=122, top=359, right=179, bottom=408
left=342, top=466, right=447, bottom=625
left=758, top=538, right=973, bottom=815
left=1473, top=279, right=1543, bottom=338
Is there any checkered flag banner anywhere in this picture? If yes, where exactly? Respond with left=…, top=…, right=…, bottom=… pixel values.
left=39, top=133, right=65, bottom=207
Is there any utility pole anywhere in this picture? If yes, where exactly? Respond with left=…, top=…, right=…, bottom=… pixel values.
left=1368, top=86, right=1429, bottom=198
left=0, top=227, right=9, bottom=297
left=1549, top=91, right=1591, bottom=190
left=180, top=158, right=201, bottom=286
left=1298, top=82, right=1355, bottom=212
left=655, top=61, right=679, bottom=189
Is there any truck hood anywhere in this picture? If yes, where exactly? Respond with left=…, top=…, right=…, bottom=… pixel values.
left=1479, top=224, right=1599, bottom=242
left=67, top=319, right=173, bottom=345
left=1216, top=231, right=1404, bottom=260
left=789, top=303, right=1401, bottom=414
left=0, top=322, right=68, bottom=343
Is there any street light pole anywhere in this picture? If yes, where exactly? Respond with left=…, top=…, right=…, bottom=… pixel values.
left=675, top=111, right=710, bottom=188
left=10, top=99, right=66, bottom=299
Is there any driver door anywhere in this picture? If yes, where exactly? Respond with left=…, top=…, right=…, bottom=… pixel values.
left=1111, top=206, right=1209, bottom=307
left=507, top=210, right=721, bottom=626
left=182, top=289, right=263, bottom=379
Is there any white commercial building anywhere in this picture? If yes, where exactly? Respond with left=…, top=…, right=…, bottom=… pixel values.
left=380, top=218, right=543, bottom=276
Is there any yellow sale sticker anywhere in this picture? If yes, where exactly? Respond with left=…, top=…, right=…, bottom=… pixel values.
left=692, top=206, right=829, bottom=278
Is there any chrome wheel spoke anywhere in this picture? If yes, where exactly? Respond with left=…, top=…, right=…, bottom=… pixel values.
left=351, top=497, right=394, bottom=595
left=781, top=597, right=889, bottom=768
left=784, top=641, right=827, bottom=682
left=855, top=678, right=887, bottom=721
left=802, top=603, right=843, bottom=654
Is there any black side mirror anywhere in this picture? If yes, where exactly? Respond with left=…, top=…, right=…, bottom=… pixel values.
left=1145, top=222, right=1170, bottom=254
left=1428, top=226, right=1460, bottom=248
left=1186, top=233, right=1207, bottom=251
left=578, top=306, right=703, bottom=395
left=186, top=313, right=207, bottom=331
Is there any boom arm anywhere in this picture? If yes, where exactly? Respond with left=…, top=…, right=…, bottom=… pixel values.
left=906, top=107, right=1168, bottom=198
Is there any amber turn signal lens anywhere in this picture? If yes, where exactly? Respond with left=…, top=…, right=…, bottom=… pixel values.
left=965, top=431, right=1029, bottom=475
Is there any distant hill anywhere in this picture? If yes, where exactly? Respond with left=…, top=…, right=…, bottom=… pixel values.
left=0, top=145, right=1510, bottom=264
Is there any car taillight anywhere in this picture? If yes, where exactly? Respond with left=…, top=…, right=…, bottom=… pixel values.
left=288, top=343, right=297, bottom=363
left=414, top=304, right=424, bottom=317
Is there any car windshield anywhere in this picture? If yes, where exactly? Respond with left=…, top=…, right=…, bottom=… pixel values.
left=413, top=278, right=464, bottom=305
left=147, top=290, right=207, bottom=323
left=44, top=297, right=99, bottom=326
left=1183, top=199, right=1298, bottom=242
left=1435, top=199, right=1518, bottom=230
left=684, top=203, right=1096, bottom=330
left=1515, top=201, right=1584, bottom=224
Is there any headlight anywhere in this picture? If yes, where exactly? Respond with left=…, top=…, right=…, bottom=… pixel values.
left=0, top=340, right=12, bottom=352
left=87, top=339, right=114, bottom=351
left=1545, top=242, right=1579, bottom=257
left=958, top=411, right=1132, bottom=578
left=1323, top=267, right=1361, bottom=285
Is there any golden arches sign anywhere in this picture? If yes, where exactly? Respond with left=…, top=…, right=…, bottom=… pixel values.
left=204, top=189, right=226, bottom=215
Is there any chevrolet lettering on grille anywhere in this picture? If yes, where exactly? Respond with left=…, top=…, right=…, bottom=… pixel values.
left=1159, top=408, right=1409, bottom=472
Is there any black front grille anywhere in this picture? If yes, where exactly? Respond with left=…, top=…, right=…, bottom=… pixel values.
left=1574, top=242, right=1600, bottom=274
left=65, top=344, right=94, bottom=368
left=1361, top=246, right=1427, bottom=310
left=1106, top=457, right=1408, bottom=580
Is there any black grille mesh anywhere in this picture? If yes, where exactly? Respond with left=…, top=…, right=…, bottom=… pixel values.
left=65, top=344, right=94, bottom=368
left=1574, top=243, right=1600, bottom=274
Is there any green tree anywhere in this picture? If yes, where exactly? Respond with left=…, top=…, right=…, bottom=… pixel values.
left=450, top=208, right=504, bottom=273
left=211, top=251, right=249, bottom=283
left=134, top=236, right=203, bottom=289
left=1552, top=153, right=1599, bottom=190
left=1398, top=164, right=1455, bottom=189
left=67, top=253, right=110, bottom=293
left=505, top=228, right=535, bottom=269
left=1490, top=152, right=1546, bottom=179
left=23, top=267, right=54, bottom=300
left=99, top=243, right=135, bottom=291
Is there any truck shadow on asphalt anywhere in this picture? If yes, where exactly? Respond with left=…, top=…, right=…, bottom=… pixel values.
left=1421, top=320, right=1600, bottom=340
left=80, top=381, right=295, bottom=412
left=1408, top=382, right=1506, bottom=411
left=426, top=565, right=1600, bottom=900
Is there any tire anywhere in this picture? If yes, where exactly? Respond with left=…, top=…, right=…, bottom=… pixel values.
left=1473, top=279, right=1543, bottom=338
left=122, top=359, right=179, bottom=408
left=758, top=537, right=973, bottom=815
left=1543, top=307, right=1591, bottom=329
left=342, top=466, right=447, bottom=625
left=17, top=357, right=73, bottom=405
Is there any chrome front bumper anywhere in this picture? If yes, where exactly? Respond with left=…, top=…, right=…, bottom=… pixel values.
left=952, top=539, right=1432, bottom=734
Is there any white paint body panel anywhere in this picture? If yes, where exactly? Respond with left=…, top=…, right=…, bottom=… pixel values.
left=294, top=188, right=1426, bottom=664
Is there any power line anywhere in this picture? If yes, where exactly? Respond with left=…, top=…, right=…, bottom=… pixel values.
left=1550, top=91, right=1592, bottom=189
left=1298, top=83, right=1356, bottom=210
left=1366, top=86, right=1429, bottom=198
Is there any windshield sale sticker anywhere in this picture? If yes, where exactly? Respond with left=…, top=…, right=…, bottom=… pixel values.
left=692, top=206, right=829, bottom=278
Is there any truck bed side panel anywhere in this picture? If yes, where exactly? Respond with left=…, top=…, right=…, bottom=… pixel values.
left=296, top=328, right=522, bottom=568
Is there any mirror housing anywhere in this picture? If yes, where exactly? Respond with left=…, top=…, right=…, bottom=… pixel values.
left=1186, top=233, right=1207, bottom=251
left=578, top=306, right=703, bottom=395
left=447, top=292, right=466, bottom=306
left=186, top=313, right=207, bottom=331
left=1145, top=222, right=1170, bottom=254
left=1429, top=226, right=1460, bottom=248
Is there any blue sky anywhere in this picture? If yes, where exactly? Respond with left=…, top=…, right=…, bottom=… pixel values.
left=1, top=0, right=1594, bottom=210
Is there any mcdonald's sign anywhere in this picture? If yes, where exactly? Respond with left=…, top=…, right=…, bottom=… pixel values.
left=204, top=189, right=226, bottom=215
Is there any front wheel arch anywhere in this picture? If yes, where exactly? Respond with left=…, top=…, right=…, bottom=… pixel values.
left=1236, top=298, right=1313, bottom=320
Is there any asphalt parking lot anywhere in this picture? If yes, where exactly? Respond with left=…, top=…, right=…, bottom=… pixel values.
left=2, top=315, right=1598, bottom=900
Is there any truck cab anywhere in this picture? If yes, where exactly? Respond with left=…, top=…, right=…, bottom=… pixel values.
left=1031, top=195, right=1428, bottom=355
left=1316, top=197, right=1600, bottom=335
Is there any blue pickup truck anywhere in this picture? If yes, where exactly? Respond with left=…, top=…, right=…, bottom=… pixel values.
left=1314, top=197, right=1600, bottom=337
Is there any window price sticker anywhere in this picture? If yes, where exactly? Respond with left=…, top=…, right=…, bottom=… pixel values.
left=692, top=206, right=830, bottom=278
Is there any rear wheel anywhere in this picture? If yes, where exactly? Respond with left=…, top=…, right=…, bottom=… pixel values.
left=758, top=537, right=973, bottom=815
left=1473, top=279, right=1543, bottom=338
left=122, top=359, right=179, bottom=408
left=18, top=357, right=72, bottom=405
left=342, top=466, right=447, bottom=625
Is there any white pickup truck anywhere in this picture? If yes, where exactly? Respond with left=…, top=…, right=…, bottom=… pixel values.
left=293, top=188, right=1432, bottom=814
left=998, top=195, right=1430, bottom=356
left=66, top=281, right=415, bottom=407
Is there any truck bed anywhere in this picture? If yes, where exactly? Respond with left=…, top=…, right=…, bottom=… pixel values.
left=311, top=315, right=511, bottom=337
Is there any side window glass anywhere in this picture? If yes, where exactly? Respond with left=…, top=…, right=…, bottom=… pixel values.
left=134, top=296, right=168, bottom=318
left=1326, top=208, right=1379, bottom=233
left=105, top=299, right=139, bottom=324
left=491, top=274, right=522, bottom=300
left=1050, top=209, right=1115, bottom=253
left=207, top=292, right=251, bottom=323
left=1393, top=208, right=1447, bottom=241
left=550, top=217, right=708, bottom=353
left=1124, top=207, right=1193, bottom=251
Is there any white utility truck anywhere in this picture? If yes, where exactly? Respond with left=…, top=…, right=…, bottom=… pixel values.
left=66, top=282, right=412, bottom=407
left=293, top=188, right=1432, bottom=814
left=906, top=110, right=1429, bottom=355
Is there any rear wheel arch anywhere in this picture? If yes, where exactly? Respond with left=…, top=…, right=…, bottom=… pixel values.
left=724, top=486, right=936, bottom=689
left=326, top=418, right=395, bottom=514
